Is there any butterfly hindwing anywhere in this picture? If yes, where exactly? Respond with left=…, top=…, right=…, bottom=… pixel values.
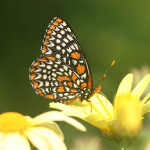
left=29, top=17, right=93, bottom=103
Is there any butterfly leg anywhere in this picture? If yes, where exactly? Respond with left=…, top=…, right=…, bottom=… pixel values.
left=71, top=97, right=82, bottom=106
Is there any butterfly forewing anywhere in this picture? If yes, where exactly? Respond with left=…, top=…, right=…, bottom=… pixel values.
left=29, top=17, right=93, bottom=103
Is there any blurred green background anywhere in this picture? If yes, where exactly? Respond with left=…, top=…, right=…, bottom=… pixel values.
left=0, top=0, right=150, bottom=149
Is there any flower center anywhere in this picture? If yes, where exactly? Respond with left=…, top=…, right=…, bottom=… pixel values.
left=0, top=112, right=30, bottom=133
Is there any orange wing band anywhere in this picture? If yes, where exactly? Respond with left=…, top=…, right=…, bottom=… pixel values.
left=76, top=64, right=85, bottom=75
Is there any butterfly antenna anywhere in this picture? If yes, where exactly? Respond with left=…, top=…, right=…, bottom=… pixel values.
left=96, top=60, right=115, bottom=85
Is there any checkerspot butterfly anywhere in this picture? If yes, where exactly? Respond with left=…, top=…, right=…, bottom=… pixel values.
left=29, top=17, right=114, bottom=104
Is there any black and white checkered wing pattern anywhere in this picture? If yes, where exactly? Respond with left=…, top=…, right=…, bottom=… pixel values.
left=29, top=17, right=94, bottom=103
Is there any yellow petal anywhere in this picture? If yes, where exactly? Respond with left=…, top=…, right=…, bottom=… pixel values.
left=45, top=122, right=64, bottom=141
left=84, top=115, right=110, bottom=131
left=89, top=94, right=114, bottom=119
left=5, top=133, right=30, bottom=150
left=131, top=74, right=150, bottom=99
left=116, top=74, right=133, bottom=95
left=25, top=128, right=51, bottom=150
left=50, top=103, right=87, bottom=118
left=34, top=111, right=86, bottom=132
left=141, top=103, right=150, bottom=116
left=141, top=93, right=150, bottom=105
left=114, top=74, right=133, bottom=112
left=26, top=127, right=67, bottom=150
left=0, top=133, right=5, bottom=149
left=140, top=93, right=150, bottom=115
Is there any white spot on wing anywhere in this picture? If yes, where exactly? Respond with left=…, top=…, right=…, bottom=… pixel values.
left=38, top=62, right=46, bottom=67
left=63, top=38, right=69, bottom=43
left=60, top=30, right=65, bottom=35
left=45, top=81, right=49, bottom=86
left=45, top=88, right=49, bottom=93
left=54, top=27, right=60, bottom=31
left=57, top=72, right=63, bottom=75
left=34, top=67, right=42, bottom=73
left=64, top=93, right=69, bottom=96
left=67, top=34, right=73, bottom=41
left=46, top=48, right=52, bottom=54
left=51, top=31, right=56, bottom=35
left=62, top=49, right=65, bottom=54
left=54, top=82, right=58, bottom=86
left=67, top=27, right=71, bottom=32
left=47, top=65, right=51, bottom=69
left=54, top=64, right=58, bottom=68
left=52, top=69, right=56, bottom=72
left=81, top=73, right=86, bottom=79
left=52, top=77, right=55, bottom=81
left=48, top=76, right=51, bottom=80
left=70, top=45, right=75, bottom=50
left=72, top=59, right=77, bottom=65
left=64, top=72, right=69, bottom=76
left=59, top=94, right=63, bottom=97
left=74, top=83, right=78, bottom=88
left=45, top=51, right=52, bottom=55
left=56, top=54, right=61, bottom=59
left=69, top=70, right=72, bottom=76
left=48, top=61, right=53, bottom=65
left=63, top=57, right=66, bottom=63
left=68, top=95, right=75, bottom=99
left=49, top=36, right=55, bottom=40
left=38, top=81, right=44, bottom=88
left=74, top=43, right=79, bottom=50
left=43, top=74, right=47, bottom=79
left=57, top=34, right=62, bottom=38
left=56, top=39, right=61, bottom=43
left=56, top=46, right=61, bottom=50
left=34, top=73, right=42, bottom=80
left=76, top=79, right=80, bottom=85
left=52, top=87, right=57, bottom=92
left=50, top=42, right=55, bottom=47
left=58, top=24, right=63, bottom=28
left=62, top=21, right=67, bottom=26
left=62, top=43, right=66, bottom=47
left=52, top=73, right=57, bottom=77
left=63, top=65, right=68, bottom=71
left=43, top=69, right=47, bottom=73
left=79, top=60, right=84, bottom=63
left=56, top=60, right=61, bottom=64
left=67, top=47, right=72, bottom=53
left=64, top=82, right=67, bottom=86
left=59, top=68, right=64, bottom=72
left=65, top=87, right=70, bottom=92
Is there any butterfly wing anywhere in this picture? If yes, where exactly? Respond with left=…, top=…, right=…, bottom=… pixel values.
left=29, top=17, right=93, bottom=103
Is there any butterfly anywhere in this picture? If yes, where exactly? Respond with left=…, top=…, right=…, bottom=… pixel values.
left=29, top=17, right=109, bottom=104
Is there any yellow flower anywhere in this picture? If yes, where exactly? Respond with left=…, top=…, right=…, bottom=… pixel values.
left=50, top=74, right=150, bottom=140
left=0, top=111, right=86, bottom=150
